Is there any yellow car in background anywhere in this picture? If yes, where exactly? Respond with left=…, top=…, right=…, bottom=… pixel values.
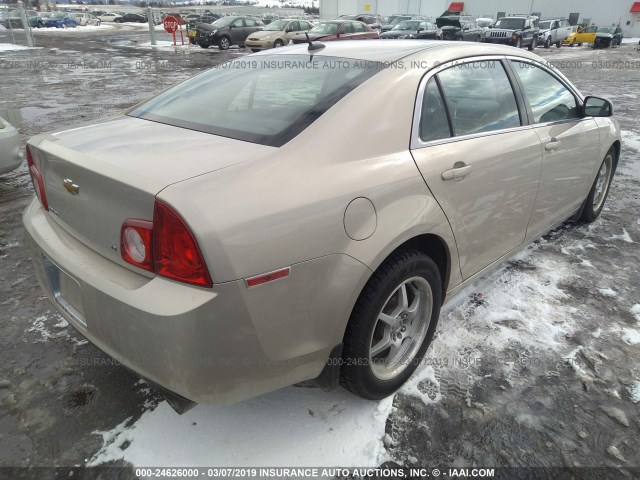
left=562, top=25, right=598, bottom=46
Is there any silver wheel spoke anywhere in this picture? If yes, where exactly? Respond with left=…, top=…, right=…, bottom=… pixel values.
left=378, top=312, right=396, bottom=326
left=405, top=290, right=420, bottom=320
left=371, top=330, right=392, bottom=357
left=399, top=283, right=409, bottom=310
left=387, top=339, right=404, bottom=365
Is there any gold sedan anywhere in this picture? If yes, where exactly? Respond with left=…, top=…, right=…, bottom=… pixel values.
left=245, top=18, right=314, bottom=51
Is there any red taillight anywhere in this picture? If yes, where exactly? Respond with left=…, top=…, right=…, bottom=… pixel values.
left=120, top=219, right=153, bottom=271
left=26, top=146, right=49, bottom=211
left=121, top=201, right=212, bottom=288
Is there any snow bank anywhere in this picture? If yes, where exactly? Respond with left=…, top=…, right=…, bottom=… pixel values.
left=90, top=388, right=393, bottom=467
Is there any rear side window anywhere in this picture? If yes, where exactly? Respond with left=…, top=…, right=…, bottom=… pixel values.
left=128, top=56, right=379, bottom=147
left=340, top=23, right=353, bottom=33
left=352, top=22, right=365, bottom=32
left=419, top=79, right=452, bottom=142
left=510, top=61, right=580, bottom=123
left=436, top=60, right=521, bottom=137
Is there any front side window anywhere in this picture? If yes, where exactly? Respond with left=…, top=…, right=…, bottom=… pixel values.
left=352, top=22, right=365, bottom=32
left=436, top=60, right=521, bottom=136
left=245, top=18, right=258, bottom=27
left=511, top=61, right=580, bottom=123
left=232, top=19, right=244, bottom=27
left=128, top=56, right=379, bottom=147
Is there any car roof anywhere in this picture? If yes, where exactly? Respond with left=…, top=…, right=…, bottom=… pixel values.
left=252, top=40, right=542, bottom=63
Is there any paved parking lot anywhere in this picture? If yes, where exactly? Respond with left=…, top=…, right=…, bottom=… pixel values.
left=1, top=30, right=639, bottom=474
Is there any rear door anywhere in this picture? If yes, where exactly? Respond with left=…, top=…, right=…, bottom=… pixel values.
left=410, top=58, right=542, bottom=279
left=230, top=18, right=246, bottom=43
left=244, top=17, right=261, bottom=36
left=508, top=59, right=600, bottom=237
left=338, top=22, right=354, bottom=39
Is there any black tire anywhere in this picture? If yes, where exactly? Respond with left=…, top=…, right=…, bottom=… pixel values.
left=198, top=43, right=209, bottom=49
left=580, top=149, right=616, bottom=223
left=340, top=250, right=442, bottom=400
left=37, top=21, right=43, bottom=28
left=515, top=37, right=522, bottom=48
left=570, top=40, right=575, bottom=47
left=476, top=35, right=481, bottom=42
left=607, top=39, right=612, bottom=48
left=528, top=37, right=537, bottom=50
left=218, top=35, right=230, bottom=50
left=251, top=48, right=260, bottom=52
left=556, top=41, right=561, bottom=48
left=273, top=38, right=284, bottom=48
left=114, top=18, right=122, bottom=23
left=544, top=37, right=551, bottom=48
left=578, top=43, right=583, bottom=46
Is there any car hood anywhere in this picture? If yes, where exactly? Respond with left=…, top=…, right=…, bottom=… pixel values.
left=380, top=29, right=418, bottom=37
left=196, top=22, right=219, bottom=32
left=595, top=32, right=614, bottom=38
left=436, top=17, right=461, bottom=28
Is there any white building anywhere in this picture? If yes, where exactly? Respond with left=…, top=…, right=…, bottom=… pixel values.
left=320, top=0, right=640, bottom=37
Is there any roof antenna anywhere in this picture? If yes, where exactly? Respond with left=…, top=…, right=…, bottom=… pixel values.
left=305, top=32, right=325, bottom=56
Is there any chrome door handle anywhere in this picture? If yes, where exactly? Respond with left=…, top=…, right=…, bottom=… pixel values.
left=442, top=164, right=472, bottom=181
left=545, top=139, right=560, bottom=151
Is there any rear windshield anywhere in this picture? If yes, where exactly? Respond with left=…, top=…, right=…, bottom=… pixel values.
left=128, top=56, right=379, bottom=147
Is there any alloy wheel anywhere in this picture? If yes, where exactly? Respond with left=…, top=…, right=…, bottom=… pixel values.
left=369, top=277, right=433, bottom=380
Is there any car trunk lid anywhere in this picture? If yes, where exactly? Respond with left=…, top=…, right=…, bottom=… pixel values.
left=29, top=115, right=275, bottom=271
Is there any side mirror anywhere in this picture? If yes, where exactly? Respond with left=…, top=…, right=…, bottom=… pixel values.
left=583, top=96, right=613, bottom=117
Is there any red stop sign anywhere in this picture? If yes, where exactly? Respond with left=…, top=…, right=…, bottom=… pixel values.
left=163, top=16, right=179, bottom=34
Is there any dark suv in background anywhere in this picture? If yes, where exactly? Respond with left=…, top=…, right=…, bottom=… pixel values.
left=483, top=14, right=539, bottom=50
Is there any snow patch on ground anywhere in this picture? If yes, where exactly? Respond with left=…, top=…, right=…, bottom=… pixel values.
left=608, top=228, right=633, bottom=243
left=0, top=43, right=38, bottom=51
left=631, top=304, right=640, bottom=323
left=598, top=288, right=618, bottom=297
left=628, top=382, right=640, bottom=403
left=34, top=25, right=114, bottom=33
left=90, top=388, right=393, bottom=467
left=621, top=37, right=640, bottom=45
left=621, top=327, right=640, bottom=345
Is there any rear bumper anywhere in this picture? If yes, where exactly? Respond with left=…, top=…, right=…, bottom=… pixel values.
left=23, top=199, right=368, bottom=405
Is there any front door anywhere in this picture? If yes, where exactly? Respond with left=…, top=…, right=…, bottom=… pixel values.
left=508, top=60, right=601, bottom=237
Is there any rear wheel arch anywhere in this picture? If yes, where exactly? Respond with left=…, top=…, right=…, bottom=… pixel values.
left=364, top=233, right=451, bottom=304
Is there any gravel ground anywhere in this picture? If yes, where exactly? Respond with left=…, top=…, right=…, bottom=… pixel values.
left=0, top=29, right=639, bottom=476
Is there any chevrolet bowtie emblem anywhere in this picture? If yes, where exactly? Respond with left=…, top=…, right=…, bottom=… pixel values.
left=63, top=178, right=80, bottom=195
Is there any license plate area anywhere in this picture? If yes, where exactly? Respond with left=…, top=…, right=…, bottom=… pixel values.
left=43, top=255, right=87, bottom=328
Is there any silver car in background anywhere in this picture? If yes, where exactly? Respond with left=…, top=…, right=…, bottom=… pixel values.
left=22, top=42, right=620, bottom=413
left=0, top=116, right=21, bottom=175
